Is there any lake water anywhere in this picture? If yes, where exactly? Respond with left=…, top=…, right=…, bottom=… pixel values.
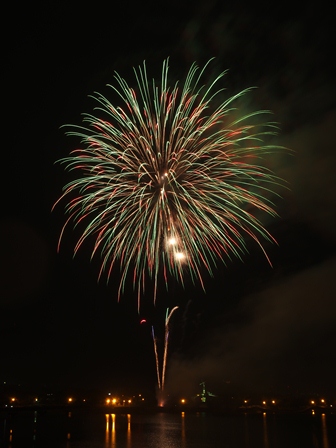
left=1, top=408, right=335, bottom=447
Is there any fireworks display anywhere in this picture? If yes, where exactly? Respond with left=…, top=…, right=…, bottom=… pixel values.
left=55, top=59, right=284, bottom=308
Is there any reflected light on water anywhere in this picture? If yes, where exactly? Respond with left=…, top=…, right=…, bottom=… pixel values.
left=181, top=411, right=186, bottom=448
left=1, top=409, right=334, bottom=447
left=66, top=431, right=71, bottom=448
left=105, top=413, right=130, bottom=448
left=321, top=414, right=330, bottom=448
left=127, top=414, right=131, bottom=448
left=111, top=414, right=116, bottom=447
left=263, top=412, right=269, bottom=448
left=105, top=414, right=110, bottom=444
left=66, top=410, right=72, bottom=448
left=244, top=414, right=250, bottom=448
left=33, top=410, right=37, bottom=442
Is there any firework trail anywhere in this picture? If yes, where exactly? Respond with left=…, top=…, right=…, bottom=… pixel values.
left=162, top=306, right=179, bottom=391
left=54, top=58, right=284, bottom=309
left=152, top=306, right=179, bottom=404
left=152, top=325, right=161, bottom=390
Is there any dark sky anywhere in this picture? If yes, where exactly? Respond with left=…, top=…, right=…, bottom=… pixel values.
left=1, top=1, right=335, bottom=399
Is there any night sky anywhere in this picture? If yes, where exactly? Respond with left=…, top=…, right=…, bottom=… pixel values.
left=2, top=2, right=335, bottom=399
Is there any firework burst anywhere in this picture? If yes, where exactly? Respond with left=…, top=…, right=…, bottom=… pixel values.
left=54, top=59, right=284, bottom=307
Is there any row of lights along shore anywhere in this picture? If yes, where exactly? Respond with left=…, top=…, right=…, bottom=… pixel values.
left=0, top=392, right=336, bottom=412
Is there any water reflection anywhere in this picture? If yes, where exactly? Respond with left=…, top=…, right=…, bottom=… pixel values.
left=243, top=414, right=248, bottom=448
left=111, top=413, right=116, bottom=447
left=66, top=410, right=72, bottom=448
left=33, top=410, right=37, bottom=442
left=105, top=413, right=117, bottom=447
left=262, top=412, right=269, bottom=448
left=181, top=411, right=186, bottom=448
left=1, top=409, right=334, bottom=447
left=127, top=414, right=131, bottom=447
left=105, top=413, right=132, bottom=448
left=321, top=414, right=330, bottom=448
left=105, top=414, right=109, bottom=443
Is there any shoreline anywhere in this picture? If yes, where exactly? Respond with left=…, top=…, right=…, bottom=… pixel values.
left=1, top=403, right=334, bottom=417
